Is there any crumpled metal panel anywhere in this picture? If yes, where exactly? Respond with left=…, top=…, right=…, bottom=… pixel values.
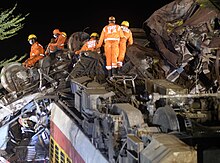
left=140, top=133, right=197, bottom=163
left=144, top=0, right=195, bottom=38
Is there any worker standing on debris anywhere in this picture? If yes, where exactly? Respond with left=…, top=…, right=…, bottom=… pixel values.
left=118, top=20, right=133, bottom=72
left=45, top=28, right=67, bottom=55
left=23, top=34, right=45, bottom=68
left=75, top=32, right=100, bottom=55
left=97, top=16, right=125, bottom=77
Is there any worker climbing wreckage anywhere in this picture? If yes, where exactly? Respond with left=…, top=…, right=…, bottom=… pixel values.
left=97, top=16, right=125, bottom=78
left=45, top=28, right=67, bottom=56
left=75, top=32, right=100, bottom=55
left=118, top=20, right=134, bottom=73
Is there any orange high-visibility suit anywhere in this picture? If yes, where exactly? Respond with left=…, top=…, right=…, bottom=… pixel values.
left=46, top=32, right=67, bottom=54
left=75, top=38, right=99, bottom=55
left=118, top=26, right=133, bottom=67
left=98, top=23, right=124, bottom=70
left=23, top=42, right=45, bottom=67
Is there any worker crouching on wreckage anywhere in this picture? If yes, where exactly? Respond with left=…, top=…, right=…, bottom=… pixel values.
left=45, top=28, right=67, bottom=57
left=23, top=34, right=45, bottom=68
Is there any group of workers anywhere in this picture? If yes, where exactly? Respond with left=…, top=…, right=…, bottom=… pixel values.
left=23, top=16, right=133, bottom=78
left=23, top=28, right=67, bottom=68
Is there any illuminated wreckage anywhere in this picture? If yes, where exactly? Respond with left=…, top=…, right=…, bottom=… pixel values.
left=0, top=0, right=220, bottom=162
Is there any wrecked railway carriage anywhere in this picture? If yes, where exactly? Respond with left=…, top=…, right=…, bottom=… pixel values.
left=0, top=0, right=220, bottom=162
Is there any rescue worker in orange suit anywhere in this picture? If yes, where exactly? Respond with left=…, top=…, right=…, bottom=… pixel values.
left=97, top=16, right=125, bottom=78
left=23, top=34, right=45, bottom=68
left=45, top=29, right=67, bottom=55
left=75, top=32, right=100, bottom=55
left=118, top=21, right=133, bottom=72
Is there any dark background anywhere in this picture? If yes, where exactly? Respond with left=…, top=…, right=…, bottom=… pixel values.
left=0, top=0, right=173, bottom=61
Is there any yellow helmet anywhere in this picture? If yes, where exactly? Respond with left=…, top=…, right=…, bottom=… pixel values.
left=121, top=21, right=129, bottom=27
left=28, top=34, right=37, bottom=41
left=62, top=32, right=67, bottom=37
left=109, top=16, right=115, bottom=21
left=90, top=32, right=99, bottom=38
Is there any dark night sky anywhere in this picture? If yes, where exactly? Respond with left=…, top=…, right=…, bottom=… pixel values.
left=0, top=0, right=173, bottom=61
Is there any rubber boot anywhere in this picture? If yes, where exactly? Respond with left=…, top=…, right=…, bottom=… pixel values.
left=117, top=67, right=121, bottom=75
left=112, top=68, right=118, bottom=76
left=108, top=70, right=112, bottom=78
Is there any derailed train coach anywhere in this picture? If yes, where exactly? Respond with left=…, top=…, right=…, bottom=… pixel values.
left=0, top=0, right=220, bottom=162
left=49, top=0, right=220, bottom=162
left=48, top=76, right=219, bottom=163
left=49, top=76, right=198, bottom=163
